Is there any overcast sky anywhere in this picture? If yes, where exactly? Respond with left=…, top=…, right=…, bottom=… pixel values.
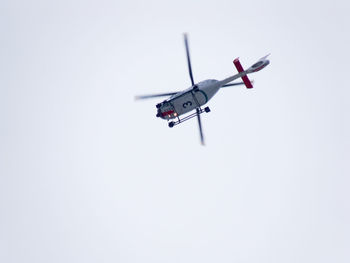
left=1, top=0, right=349, bottom=262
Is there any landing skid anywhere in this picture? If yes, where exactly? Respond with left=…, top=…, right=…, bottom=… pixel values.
left=168, top=107, right=211, bottom=128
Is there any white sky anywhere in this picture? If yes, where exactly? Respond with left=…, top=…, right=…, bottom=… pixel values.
left=1, top=0, right=349, bottom=262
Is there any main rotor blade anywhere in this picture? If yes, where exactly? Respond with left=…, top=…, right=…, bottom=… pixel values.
left=196, top=108, right=205, bottom=145
left=134, top=92, right=178, bottom=100
left=184, top=34, right=195, bottom=86
left=222, top=81, right=246, bottom=87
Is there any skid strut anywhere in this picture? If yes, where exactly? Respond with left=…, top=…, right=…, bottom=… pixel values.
left=168, top=107, right=210, bottom=128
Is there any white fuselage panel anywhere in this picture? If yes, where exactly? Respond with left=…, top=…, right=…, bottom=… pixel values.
left=158, top=79, right=221, bottom=120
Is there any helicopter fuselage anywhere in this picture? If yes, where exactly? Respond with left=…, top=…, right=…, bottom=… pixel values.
left=156, top=79, right=221, bottom=120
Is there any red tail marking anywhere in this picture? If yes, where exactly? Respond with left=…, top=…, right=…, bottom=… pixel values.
left=233, top=58, right=253, bottom=89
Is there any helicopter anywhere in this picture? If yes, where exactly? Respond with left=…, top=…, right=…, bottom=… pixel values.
left=135, top=34, right=270, bottom=145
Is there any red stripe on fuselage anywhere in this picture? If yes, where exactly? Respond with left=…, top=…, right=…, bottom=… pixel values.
left=162, top=110, right=174, bottom=116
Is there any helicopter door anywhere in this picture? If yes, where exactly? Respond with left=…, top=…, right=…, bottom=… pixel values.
left=172, top=91, right=206, bottom=115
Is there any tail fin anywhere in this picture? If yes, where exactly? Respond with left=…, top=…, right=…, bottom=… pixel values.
left=233, top=58, right=253, bottom=89
left=247, top=54, right=270, bottom=73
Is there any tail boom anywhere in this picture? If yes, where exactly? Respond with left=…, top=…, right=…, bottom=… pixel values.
left=217, top=54, right=270, bottom=88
